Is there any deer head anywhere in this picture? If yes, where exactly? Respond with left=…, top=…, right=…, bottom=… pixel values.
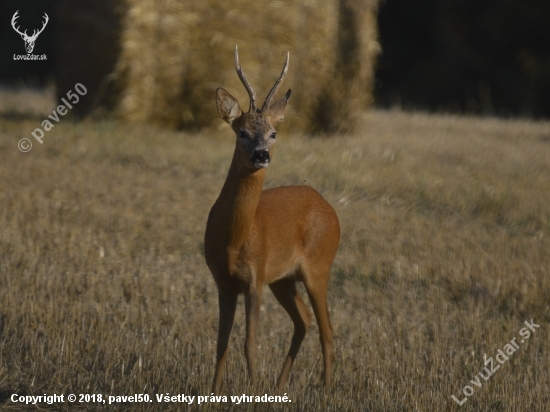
left=11, top=11, right=49, bottom=54
left=216, top=45, right=291, bottom=169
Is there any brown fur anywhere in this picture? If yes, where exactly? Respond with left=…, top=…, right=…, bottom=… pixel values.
left=205, top=55, right=340, bottom=392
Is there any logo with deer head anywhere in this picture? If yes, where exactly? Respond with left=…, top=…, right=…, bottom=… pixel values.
left=11, top=10, right=49, bottom=54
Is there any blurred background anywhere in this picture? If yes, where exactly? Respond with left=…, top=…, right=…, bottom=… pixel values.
left=1, top=0, right=549, bottom=131
left=2, top=2, right=550, bottom=408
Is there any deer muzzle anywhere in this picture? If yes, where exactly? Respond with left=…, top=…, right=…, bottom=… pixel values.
left=251, top=149, right=270, bottom=168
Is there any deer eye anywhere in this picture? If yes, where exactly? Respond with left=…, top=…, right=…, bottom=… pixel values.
left=270, top=132, right=277, bottom=140
left=239, top=131, right=249, bottom=139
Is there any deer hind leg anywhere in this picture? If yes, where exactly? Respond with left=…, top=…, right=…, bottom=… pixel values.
left=244, top=286, right=263, bottom=387
left=303, top=269, right=334, bottom=389
left=212, top=290, right=238, bottom=394
left=269, top=278, right=312, bottom=390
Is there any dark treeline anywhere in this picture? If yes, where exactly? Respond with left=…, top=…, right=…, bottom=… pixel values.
left=376, top=0, right=550, bottom=118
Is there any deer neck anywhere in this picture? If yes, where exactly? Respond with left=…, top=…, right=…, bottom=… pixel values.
left=213, top=147, right=266, bottom=251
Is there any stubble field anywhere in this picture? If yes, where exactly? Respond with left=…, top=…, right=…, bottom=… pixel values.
left=0, top=89, right=549, bottom=411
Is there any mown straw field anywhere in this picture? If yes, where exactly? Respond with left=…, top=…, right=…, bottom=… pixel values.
left=0, top=89, right=549, bottom=411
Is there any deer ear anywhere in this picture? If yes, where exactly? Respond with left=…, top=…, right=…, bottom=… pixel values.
left=267, top=89, right=291, bottom=124
left=216, top=88, right=242, bottom=124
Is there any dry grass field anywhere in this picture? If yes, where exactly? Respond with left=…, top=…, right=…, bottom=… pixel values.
left=0, top=89, right=549, bottom=411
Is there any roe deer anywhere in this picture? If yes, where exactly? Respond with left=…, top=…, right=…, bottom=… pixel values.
left=205, top=45, right=340, bottom=393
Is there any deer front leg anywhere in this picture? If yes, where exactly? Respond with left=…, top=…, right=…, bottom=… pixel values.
left=212, top=290, right=238, bottom=394
left=244, top=287, right=262, bottom=387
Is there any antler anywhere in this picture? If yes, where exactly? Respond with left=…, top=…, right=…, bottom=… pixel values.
left=11, top=11, right=49, bottom=40
left=11, top=11, right=27, bottom=37
left=234, top=45, right=257, bottom=112
left=29, top=13, right=49, bottom=40
left=261, top=52, right=289, bottom=112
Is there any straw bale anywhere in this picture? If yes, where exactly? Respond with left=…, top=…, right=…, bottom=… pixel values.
left=112, top=0, right=193, bottom=126
left=315, top=0, right=381, bottom=133
left=56, top=0, right=380, bottom=133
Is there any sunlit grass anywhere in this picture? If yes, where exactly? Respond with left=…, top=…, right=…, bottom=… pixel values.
left=0, top=102, right=549, bottom=410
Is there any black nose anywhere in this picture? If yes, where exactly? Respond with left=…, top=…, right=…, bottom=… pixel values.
left=251, top=150, right=270, bottom=164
